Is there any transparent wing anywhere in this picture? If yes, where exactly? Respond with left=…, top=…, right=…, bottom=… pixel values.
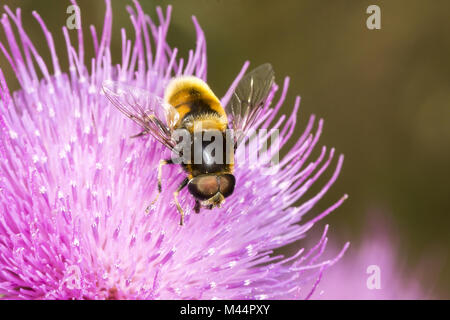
left=227, top=63, right=275, bottom=147
left=102, top=80, right=179, bottom=150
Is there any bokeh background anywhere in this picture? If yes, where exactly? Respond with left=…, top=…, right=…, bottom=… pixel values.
left=1, top=0, right=449, bottom=298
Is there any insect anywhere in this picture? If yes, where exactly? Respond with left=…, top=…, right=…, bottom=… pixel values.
left=103, top=63, right=275, bottom=225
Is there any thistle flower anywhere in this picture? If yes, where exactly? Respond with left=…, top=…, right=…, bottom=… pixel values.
left=0, top=1, right=348, bottom=299
left=312, top=216, right=436, bottom=300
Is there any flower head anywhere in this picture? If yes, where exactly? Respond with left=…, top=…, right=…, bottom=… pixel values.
left=0, top=1, right=347, bottom=299
left=313, top=215, right=436, bottom=299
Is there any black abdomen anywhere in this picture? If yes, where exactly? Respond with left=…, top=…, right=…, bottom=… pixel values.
left=181, top=130, right=234, bottom=177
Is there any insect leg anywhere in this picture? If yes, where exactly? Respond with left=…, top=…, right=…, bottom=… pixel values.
left=146, top=159, right=173, bottom=212
left=174, top=177, right=189, bottom=225
left=130, top=130, right=149, bottom=139
left=194, top=200, right=201, bottom=214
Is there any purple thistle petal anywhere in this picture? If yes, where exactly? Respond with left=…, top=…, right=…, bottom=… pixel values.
left=0, top=2, right=348, bottom=299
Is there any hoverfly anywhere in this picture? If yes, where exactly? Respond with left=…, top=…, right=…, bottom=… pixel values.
left=103, top=64, right=274, bottom=225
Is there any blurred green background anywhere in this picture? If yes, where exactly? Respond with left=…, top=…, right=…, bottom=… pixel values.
left=1, top=0, right=449, bottom=297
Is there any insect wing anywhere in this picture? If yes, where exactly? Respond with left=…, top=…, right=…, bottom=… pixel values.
left=102, top=80, right=179, bottom=149
left=227, top=63, right=275, bottom=147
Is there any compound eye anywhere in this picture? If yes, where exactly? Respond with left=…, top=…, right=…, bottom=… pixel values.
left=218, top=174, right=236, bottom=198
left=188, top=175, right=219, bottom=200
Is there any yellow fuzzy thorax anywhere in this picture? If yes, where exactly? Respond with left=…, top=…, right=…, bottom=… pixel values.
left=164, top=76, right=228, bottom=131
left=164, top=76, right=219, bottom=105
left=191, top=113, right=228, bottom=131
